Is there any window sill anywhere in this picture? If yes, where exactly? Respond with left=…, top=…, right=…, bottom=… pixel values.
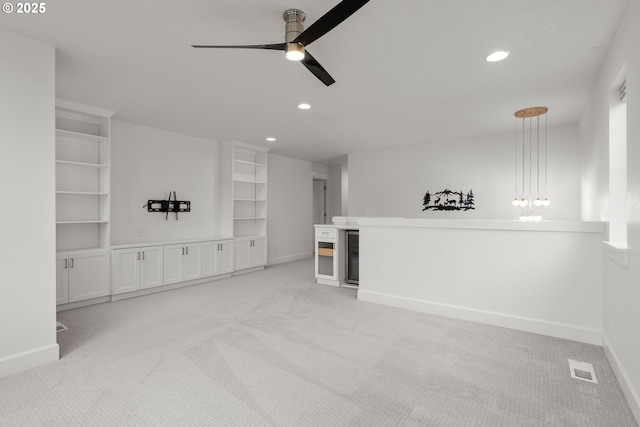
left=603, top=241, right=629, bottom=267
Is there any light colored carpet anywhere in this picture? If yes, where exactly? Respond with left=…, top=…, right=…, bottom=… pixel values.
left=0, top=258, right=636, bottom=426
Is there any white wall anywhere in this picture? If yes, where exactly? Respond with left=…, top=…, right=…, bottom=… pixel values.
left=359, top=220, right=604, bottom=345
left=0, top=28, right=58, bottom=376
left=579, top=0, right=640, bottom=421
left=348, top=125, right=580, bottom=220
left=110, top=120, right=218, bottom=245
left=267, top=153, right=314, bottom=264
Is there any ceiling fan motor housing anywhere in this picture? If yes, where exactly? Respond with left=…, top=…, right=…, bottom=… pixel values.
left=283, top=9, right=305, bottom=43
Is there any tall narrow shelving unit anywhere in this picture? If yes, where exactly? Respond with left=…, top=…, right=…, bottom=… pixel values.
left=55, top=100, right=115, bottom=307
left=220, top=141, right=269, bottom=272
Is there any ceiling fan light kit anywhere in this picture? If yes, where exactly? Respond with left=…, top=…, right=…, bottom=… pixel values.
left=285, top=43, right=305, bottom=61
left=192, top=0, right=370, bottom=86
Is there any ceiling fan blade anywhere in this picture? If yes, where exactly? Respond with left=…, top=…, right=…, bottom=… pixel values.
left=301, top=50, right=336, bottom=86
left=191, top=43, right=286, bottom=51
left=294, top=0, right=370, bottom=46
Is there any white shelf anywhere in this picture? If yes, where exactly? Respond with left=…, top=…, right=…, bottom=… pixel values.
left=234, top=198, right=266, bottom=202
left=234, top=159, right=265, bottom=167
left=56, top=129, right=108, bottom=143
left=234, top=217, right=266, bottom=221
left=234, top=179, right=266, bottom=184
left=56, top=191, right=108, bottom=196
left=57, top=220, right=109, bottom=224
left=56, top=160, right=108, bottom=169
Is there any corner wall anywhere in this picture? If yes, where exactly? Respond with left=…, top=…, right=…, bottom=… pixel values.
left=0, top=28, right=58, bottom=377
left=579, top=0, right=640, bottom=421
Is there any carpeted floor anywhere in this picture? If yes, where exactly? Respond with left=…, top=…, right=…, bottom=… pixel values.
left=0, top=258, right=637, bottom=426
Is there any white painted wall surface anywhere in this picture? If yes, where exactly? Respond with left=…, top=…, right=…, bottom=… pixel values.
left=579, top=0, right=640, bottom=421
left=0, top=28, right=58, bottom=376
left=348, top=125, right=580, bottom=220
left=358, top=220, right=604, bottom=345
left=267, top=153, right=313, bottom=264
left=110, top=120, right=217, bottom=245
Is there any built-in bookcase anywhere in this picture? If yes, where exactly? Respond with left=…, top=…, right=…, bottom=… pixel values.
left=233, top=147, right=268, bottom=238
left=220, top=141, right=269, bottom=272
left=55, top=100, right=114, bottom=251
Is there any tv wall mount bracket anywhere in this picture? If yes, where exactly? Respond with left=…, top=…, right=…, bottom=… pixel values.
left=144, top=191, right=190, bottom=220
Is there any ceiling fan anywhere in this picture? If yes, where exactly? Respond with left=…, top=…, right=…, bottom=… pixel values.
left=192, top=0, right=370, bottom=86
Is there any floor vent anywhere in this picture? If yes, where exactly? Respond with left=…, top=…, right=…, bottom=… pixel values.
left=56, top=321, right=68, bottom=332
left=568, top=359, right=597, bottom=383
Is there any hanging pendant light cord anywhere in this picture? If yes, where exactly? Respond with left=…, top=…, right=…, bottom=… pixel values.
left=536, top=115, right=540, bottom=198
left=544, top=112, right=548, bottom=197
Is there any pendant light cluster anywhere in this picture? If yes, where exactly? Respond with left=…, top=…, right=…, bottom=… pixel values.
left=511, top=106, right=550, bottom=221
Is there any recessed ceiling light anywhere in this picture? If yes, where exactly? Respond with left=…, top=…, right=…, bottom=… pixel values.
left=486, top=50, right=510, bottom=62
left=266, top=137, right=276, bottom=142
left=297, top=103, right=311, bottom=110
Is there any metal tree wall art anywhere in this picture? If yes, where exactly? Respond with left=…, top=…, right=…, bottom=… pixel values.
left=422, top=189, right=475, bottom=211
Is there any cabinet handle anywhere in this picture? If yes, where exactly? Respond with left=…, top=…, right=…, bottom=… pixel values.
left=185, top=247, right=189, bottom=255
left=64, top=259, right=68, bottom=269
left=137, top=251, right=140, bottom=260
left=70, top=258, right=74, bottom=268
left=142, top=251, right=145, bottom=260
left=182, top=247, right=184, bottom=255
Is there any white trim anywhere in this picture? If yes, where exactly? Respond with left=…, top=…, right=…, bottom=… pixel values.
left=56, top=98, right=115, bottom=118
left=0, top=344, right=59, bottom=378
left=110, top=274, right=231, bottom=302
left=311, top=171, right=330, bottom=180
left=268, top=252, right=312, bottom=266
left=603, top=335, right=640, bottom=425
left=357, top=289, right=602, bottom=345
left=603, top=241, right=630, bottom=267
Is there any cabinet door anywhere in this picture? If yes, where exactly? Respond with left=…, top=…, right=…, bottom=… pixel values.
left=68, top=251, right=109, bottom=302
left=56, top=253, right=69, bottom=305
left=140, top=246, right=163, bottom=289
left=217, top=240, right=234, bottom=274
left=234, top=239, right=251, bottom=271
left=202, top=241, right=219, bottom=277
left=164, top=244, right=184, bottom=285
left=112, top=248, right=141, bottom=295
left=183, top=243, right=202, bottom=281
left=249, top=237, right=266, bottom=267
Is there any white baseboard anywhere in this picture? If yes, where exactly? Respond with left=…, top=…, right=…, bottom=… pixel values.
left=357, top=289, right=602, bottom=345
left=0, top=343, right=59, bottom=378
left=603, top=334, right=640, bottom=425
left=268, top=252, right=312, bottom=266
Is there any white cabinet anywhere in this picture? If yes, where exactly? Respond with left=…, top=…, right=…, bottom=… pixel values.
left=314, top=226, right=341, bottom=286
left=56, top=250, right=110, bottom=304
left=234, top=237, right=266, bottom=271
left=164, top=243, right=202, bottom=285
left=203, top=240, right=234, bottom=277
left=112, top=246, right=163, bottom=295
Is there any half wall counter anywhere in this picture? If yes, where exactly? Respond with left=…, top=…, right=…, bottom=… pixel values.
left=328, top=217, right=605, bottom=345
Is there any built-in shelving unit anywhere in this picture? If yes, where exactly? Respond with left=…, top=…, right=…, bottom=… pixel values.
left=220, top=141, right=269, bottom=272
left=55, top=100, right=115, bottom=307
left=55, top=100, right=114, bottom=251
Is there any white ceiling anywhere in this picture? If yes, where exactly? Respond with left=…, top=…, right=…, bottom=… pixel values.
left=2, top=0, right=628, bottom=163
